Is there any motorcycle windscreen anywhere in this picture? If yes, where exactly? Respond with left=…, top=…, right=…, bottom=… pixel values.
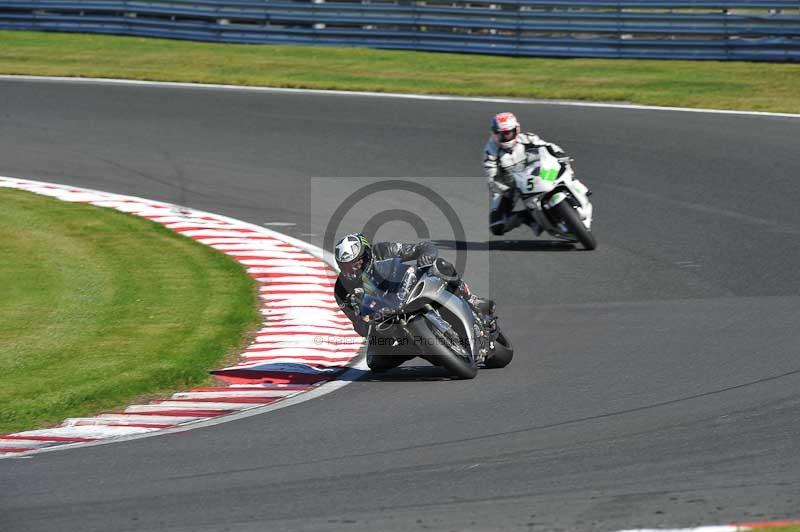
left=360, top=258, right=410, bottom=317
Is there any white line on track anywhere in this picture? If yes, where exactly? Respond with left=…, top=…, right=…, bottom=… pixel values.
left=613, top=525, right=800, bottom=532
left=614, top=528, right=739, bottom=532
left=1, top=75, right=798, bottom=119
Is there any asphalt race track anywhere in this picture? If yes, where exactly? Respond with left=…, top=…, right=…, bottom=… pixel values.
left=1, top=78, right=799, bottom=532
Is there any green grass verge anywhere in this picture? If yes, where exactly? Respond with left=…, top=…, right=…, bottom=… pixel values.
left=1, top=30, right=799, bottom=113
left=0, top=188, right=260, bottom=434
left=749, top=526, right=800, bottom=532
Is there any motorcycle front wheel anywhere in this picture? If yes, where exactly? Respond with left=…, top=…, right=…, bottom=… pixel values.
left=552, top=200, right=597, bottom=250
left=366, top=336, right=413, bottom=373
left=408, top=317, right=477, bottom=380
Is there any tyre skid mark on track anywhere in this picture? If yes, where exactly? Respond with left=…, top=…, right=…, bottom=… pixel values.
left=0, top=176, right=362, bottom=458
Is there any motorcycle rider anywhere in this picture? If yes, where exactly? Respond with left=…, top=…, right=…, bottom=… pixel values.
left=484, top=112, right=567, bottom=235
left=333, top=233, right=495, bottom=338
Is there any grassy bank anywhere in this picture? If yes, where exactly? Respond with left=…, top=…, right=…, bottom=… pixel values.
left=0, top=188, right=260, bottom=434
left=1, top=31, right=799, bottom=113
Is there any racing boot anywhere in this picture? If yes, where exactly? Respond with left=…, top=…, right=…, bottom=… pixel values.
left=490, top=211, right=523, bottom=236
left=468, top=294, right=496, bottom=324
left=470, top=295, right=497, bottom=333
left=517, top=209, right=543, bottom=236
left=452, top=280, right=497, bottom=332
left=502, top=212, right=523, bottom=234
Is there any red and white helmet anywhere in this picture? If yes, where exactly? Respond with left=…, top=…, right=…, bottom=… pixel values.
left=491, top=112, right=521, bottom=150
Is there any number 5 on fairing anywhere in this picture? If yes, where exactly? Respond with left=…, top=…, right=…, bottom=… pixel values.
left=525, top=178, right=534, bottom=192
left=509, top=147, right=596, bottom=250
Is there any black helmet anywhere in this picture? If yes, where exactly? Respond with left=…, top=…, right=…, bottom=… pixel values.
left=334, top=233, right=373, bottom=280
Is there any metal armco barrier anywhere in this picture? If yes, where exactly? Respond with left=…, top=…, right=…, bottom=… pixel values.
left=1, top=1, right=798, bottom=61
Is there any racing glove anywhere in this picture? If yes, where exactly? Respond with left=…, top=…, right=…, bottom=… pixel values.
left=348, top=288, right=364, bottom=309
left=416, top=254, right=436, bottom=268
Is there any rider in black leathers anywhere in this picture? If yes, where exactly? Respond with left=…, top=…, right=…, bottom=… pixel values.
left=333, top=234, right=494, bottom=338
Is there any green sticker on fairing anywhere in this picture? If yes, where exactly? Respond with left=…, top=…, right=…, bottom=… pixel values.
left=548, top=192, right=567, bottom=207
left=540, top=168, right=559, bottom=181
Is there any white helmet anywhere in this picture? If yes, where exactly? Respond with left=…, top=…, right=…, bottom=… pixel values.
left=491, top=112, right=521, bottom=150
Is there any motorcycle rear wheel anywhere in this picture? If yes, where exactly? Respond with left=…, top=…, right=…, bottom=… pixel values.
left=483, top=330, right=514, bottom=369
left=408, top=317, right=477, bottom=380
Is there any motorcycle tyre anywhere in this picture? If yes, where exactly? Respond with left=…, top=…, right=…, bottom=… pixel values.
left=552, top=200, right=597, bottom=250
left=483, top=330, right=514, bottom=369
left=366, top=338, right=413, bottom=373
left=408, top=317, right=477, bottom=380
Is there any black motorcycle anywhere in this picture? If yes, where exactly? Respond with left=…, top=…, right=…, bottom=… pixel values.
left=359, top=258, right=513, bottom=379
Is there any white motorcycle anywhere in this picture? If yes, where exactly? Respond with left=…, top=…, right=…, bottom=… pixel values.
left=509, top=146, right=596, bottom=250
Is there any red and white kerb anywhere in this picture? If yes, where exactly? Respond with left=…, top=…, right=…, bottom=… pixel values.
left=0, top=176, right=362, bottom=457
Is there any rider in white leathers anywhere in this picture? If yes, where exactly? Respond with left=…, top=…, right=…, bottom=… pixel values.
left=483, top=112, right=566, bottom=235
